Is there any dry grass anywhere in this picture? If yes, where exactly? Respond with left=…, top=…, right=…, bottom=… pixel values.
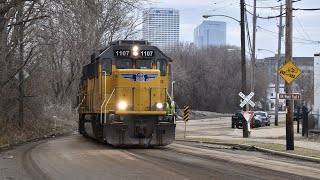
left=0, top=114, right=77, bottom=148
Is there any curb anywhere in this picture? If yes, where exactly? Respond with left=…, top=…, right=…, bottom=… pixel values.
left=0, top=132, right=75, bottom=152
left=175, top=139, right=320, bottom=163
left=254, top=146, right=320, bottom=163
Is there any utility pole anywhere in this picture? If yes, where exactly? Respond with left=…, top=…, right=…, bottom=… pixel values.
left=18, top=3, right=24, bottom=128
left=240, top=0, right=249, bottom=138
left=275, top=4, right=283, bottom=126
left=285, top=0, right=294, bottom=150
left=251, top=0, right=257, bottom=111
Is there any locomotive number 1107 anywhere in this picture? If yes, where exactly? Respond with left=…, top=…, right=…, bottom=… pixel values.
left=140, top=50, right=154, bottom=57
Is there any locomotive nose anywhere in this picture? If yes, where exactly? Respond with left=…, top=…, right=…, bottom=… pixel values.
left=116, top=69, right=162, bottom=112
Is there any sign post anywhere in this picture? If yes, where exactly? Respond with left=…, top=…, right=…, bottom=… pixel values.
left=277, top=58, right=302, bottom=150
left=239, top=92, right=255, bottom=138
left=183, top=106, right=190, bottom=139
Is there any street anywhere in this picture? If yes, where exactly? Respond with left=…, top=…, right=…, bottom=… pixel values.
left=1, top=116, right=320, bottom=180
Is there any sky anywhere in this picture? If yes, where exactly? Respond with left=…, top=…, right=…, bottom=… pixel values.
left=147, top=0, right=320, bottom=59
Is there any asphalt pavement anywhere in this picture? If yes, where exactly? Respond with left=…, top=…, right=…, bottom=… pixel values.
left=1, top=135, right=319, bottom=180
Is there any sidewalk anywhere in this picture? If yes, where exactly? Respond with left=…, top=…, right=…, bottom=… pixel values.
left=176, top=115, right=320, bottom=159
left=212, top=124, right=320, bottom=151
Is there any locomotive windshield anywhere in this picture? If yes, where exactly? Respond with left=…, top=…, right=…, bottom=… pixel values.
left=116, top=59, right=133, bottom=69
left=136, top=59, right=153, bottom=69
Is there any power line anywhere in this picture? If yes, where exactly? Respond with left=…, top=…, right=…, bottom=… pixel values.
left=295, top=16, right=312, bottom=41
left=293, top=8, right=320, bottom=11
left=244, top=0, right=301, bottom=9
left=212, top=2, right=238, bottom=12
left=246, top=9, right=286, bottom=19
left=245, top=3, right=281, bottom=9
left=257, top=26, right=320, bottom=44
left=245, top=8, right=252, bottom=55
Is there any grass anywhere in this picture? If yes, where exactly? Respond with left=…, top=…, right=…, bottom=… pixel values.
left=175, top=134, right=320, bottom=159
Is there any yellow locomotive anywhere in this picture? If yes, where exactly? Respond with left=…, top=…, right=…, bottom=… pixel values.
left=78, top=40, right=176, bottom=146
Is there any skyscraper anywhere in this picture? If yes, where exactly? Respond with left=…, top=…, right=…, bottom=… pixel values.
left=142, top=8, right=180, bottom=50
left=194, top=21, right=226, bottom=48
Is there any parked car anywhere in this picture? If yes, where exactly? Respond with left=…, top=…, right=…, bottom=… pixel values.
left=252, top=114, right=264, bottom=127
left=231, top=110, right=245, bottom=128
left=254, top=111, right=271, bottom=126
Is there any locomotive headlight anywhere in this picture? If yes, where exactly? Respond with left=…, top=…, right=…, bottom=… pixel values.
left=132, top=46, right=139, bottom=52
left=156, top=102, right=163, bottom=109
left=132, top=51, right=139, bottom=56
left=132, top=46, right=139, bottom=56
left=118, top=101, right=128, bottom=110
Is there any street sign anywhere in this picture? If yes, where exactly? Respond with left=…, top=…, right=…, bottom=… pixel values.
left=277, top=61, right=302, bottom=84
left=242, top=111, right=255, bottom=122
left=279, top=93, right=301, bottom=100
left=183, top=106, right=190, bottom=122
left=239, top=92, right=255, bottom=108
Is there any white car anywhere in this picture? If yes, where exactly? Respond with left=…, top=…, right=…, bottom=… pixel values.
left=254, top=111, right=271, bottom=126
left=253, top=114, right=264, bottom=127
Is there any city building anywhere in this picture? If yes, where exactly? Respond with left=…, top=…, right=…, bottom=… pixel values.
left=193, top=20, right=226, bottom=48
left=256, top=55, right=314, bottom=110
left=266, top=83, right=285, bottom=111
left=142, top=8, right=179, bottom=50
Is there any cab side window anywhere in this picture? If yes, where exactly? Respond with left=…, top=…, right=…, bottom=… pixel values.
left=101, top=58, right=112, bottom=75
left=86, top=63, right=98, bottom=79
left=156, top=59, right=167, bottom=76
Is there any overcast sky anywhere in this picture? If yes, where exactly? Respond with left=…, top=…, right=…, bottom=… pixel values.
left=148, top=0, right=320, bottom=58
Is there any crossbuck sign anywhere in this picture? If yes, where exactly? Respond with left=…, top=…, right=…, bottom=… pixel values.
left=239, top=92, right=255, bottom=108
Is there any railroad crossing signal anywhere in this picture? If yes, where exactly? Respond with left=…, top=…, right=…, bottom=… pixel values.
left=183, top=106, right=190, bottom=122
left=277, top=61, right=302, bottom=84
left=239, top=92, right=255, bottom=108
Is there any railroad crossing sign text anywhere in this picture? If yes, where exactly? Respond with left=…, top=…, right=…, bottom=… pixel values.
left=239, top=92, right=255, bottom=108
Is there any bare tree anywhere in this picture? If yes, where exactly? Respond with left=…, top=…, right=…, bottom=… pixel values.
left=167, top=43, right=269, bottom=113
left=0, top=0, right=148, bottom=145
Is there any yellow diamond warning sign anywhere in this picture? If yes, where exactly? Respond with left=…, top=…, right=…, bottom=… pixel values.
left=277, top=61, right=302, bottom=84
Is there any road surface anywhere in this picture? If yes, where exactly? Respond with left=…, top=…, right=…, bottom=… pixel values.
left=1, top=134, right=320, bottom=180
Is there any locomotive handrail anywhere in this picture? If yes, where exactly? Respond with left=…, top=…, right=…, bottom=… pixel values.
left=100, top=88, right=116, bottom=124
left=76, top=94, right=86, bottom=112
left=166, top=89, right=173, bottom=102
left=100, top=71, right=107, bottom=124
